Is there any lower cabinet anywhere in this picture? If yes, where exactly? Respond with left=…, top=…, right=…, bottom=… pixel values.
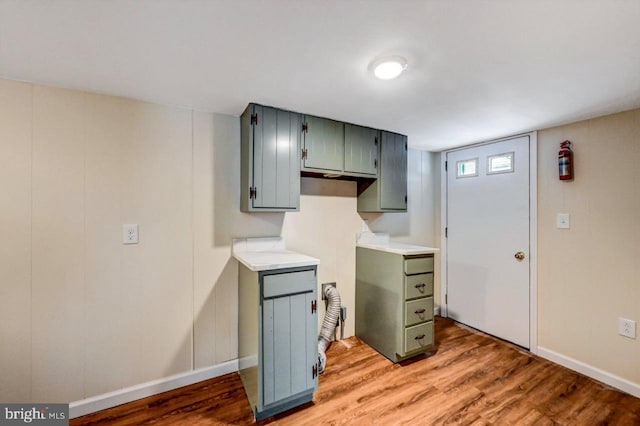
left=355, top=247, right=434, bottom=362
left=238, top=265, right=318, bottom=420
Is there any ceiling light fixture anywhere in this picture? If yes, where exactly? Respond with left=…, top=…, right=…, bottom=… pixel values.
left=372, top=55, right=408, bottom=80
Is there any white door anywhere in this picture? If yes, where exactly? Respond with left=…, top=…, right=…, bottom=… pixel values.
left=446, top=135, right=531, bottom=348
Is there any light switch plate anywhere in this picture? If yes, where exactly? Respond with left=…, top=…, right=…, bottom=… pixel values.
left=556, top=213, right=570, bottom=229
left=123, top=224, right=139, bottom=244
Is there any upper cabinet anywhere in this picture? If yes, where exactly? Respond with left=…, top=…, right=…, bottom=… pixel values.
left=357, top=131, right=408, bottom=212
left=241, top=104, right=301, bottom=212
left=301, top=117, right=379, bottom=178
left=380, top=131, right=408, bottom=210
left=301, top=115, right=344, bottom=173
left=240, top=103, right=408, bottom=213
left=344, top=124, right=378, bottom=176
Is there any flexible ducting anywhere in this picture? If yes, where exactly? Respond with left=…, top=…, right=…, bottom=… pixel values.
left=318, top=285, right=341, bottom=374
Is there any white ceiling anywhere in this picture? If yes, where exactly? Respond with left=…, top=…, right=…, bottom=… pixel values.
left=1, top=0, right=639, bottom=151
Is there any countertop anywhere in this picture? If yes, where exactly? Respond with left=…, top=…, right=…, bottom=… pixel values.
left=356, top=232, right=439, bottom=255
left=232, top=237, right=320, bottom=272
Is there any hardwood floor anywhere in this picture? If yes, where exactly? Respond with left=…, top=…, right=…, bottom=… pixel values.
left=71, top=317, right=640, bottom=425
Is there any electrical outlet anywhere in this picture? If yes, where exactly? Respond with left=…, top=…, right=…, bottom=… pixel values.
left=123, top=224, right=139, bottom=244
left=321, top=282, right=336, bottom=300
left=618, top=317, right=636, bottom=339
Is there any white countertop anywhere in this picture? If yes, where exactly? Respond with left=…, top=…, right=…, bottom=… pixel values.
left=232, top=237, right=320, bottom=272
left=356, top=232, right=439, bottom=255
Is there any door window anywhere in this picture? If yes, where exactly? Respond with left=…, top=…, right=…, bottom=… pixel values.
left=456, top=158, right=479, bottom=178
left=487, top=152, right=514, bottom=175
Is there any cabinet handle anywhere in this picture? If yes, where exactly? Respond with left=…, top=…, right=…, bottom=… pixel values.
left=414, top=308, right=426, bottom=314
left=414, top=283, right=426, bottom=291
left=414, top=334, right=425, bottom=340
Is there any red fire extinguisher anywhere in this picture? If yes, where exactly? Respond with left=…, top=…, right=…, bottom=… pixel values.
left=558, top=140, right=573, bottom=181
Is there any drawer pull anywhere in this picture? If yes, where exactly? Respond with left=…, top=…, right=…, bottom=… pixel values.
left=414, top=283, right=426, bottom=291
left=414, top=334, right=426, bottom=340
left=414, top=308, right=426, bottom=314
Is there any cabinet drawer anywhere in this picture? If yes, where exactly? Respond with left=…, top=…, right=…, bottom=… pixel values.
left=404, top=273, right=434, bottom=300
left=404, top=321, right=434, bottom=354
left=405, top=297, right=434, bottom=327
left=403, top=256, right=434, bottom=275
left=263, top=269, right=316, bottom=298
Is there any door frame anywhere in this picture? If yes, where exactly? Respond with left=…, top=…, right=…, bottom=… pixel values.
left=439, top=131, right=538, bottom=354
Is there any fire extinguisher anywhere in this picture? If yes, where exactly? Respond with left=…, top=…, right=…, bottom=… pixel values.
left=558, top=140, right=573, bottom=181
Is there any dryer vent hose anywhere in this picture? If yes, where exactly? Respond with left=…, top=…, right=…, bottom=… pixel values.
left=318, top=285, right=341, bottom=374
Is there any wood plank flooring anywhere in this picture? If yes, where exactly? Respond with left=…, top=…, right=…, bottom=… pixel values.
left=71, top=317, right=640, bottom=425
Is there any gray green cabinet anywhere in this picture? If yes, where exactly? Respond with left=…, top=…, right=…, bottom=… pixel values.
left=344, top=124, right=378, bottom=176
left=240, top=102, right=408, bottom=214
left=241, top=104, right=300, bottom=212
left=238, top=265, right=318, bottom=421
left=357, top=131, right=408, bottom=212
left=355, top=248, right=434, bottom=362
left=301, top=118, right=379, bottom=178
left=301, top=115, right=344, bottom=173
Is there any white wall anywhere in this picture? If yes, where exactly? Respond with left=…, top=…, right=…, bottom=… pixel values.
left=537, top=109, right=640, bottom=386
left=0, top=79, right=32, bottom=402
left=0, top=77, right=439, bottom=403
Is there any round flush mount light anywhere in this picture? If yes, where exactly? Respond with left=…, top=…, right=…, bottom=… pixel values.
left=371, top=55, right=408, bottom=80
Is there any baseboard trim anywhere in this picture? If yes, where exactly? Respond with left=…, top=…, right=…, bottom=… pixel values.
left=537, top=346, right=640, bottom=398
left=434, top=306, right=441, bottom=316
left=69, top=359, right=239, bottom=419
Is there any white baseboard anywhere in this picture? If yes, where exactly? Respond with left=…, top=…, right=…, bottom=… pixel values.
left=69, top=359, right=239, bottom=419
left=537, top=347, right=640, bottom=398
left=434, top=306, right=441, bottom=316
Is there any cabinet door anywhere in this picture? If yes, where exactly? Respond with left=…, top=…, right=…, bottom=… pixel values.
left=302, top=115, right=344, bottom=172
left=252, top=105, right=300, bottom=210
left=380, top=131, right=407, bottom=210
left=262, top=291, right=317, bottom=406
left=344, top=124, right=378, bottom=176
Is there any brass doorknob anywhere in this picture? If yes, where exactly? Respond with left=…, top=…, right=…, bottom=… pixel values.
left=514, top=251, right=525, bottom=261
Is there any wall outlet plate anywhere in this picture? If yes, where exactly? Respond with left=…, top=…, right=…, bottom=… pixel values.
left=618, top=317, right=636, bottom=339
left=123, top=224, right=139, bottom=244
